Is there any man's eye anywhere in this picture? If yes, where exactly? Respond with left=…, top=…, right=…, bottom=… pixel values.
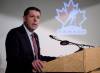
left=30, top=16, right=34, bottom=17
left=37, top=16, right=40, bottom=19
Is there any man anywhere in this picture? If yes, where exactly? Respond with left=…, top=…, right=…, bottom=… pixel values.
left=5, top=7, right=56, bottom=73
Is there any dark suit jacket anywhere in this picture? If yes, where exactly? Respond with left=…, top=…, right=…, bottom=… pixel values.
left=5, top=25, right=56, bottom=73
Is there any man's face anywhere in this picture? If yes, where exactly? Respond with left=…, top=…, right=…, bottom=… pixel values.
left=23, top=10, right=41, bottom=32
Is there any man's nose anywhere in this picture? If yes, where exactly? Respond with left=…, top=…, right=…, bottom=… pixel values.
left=34, top=18, right=37, bottom=22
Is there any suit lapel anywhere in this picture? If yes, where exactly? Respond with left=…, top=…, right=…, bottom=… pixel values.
left=19, top=25, right=34, bottom=58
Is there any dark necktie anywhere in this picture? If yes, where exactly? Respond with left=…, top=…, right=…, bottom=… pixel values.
left=31, top=34, right=38, bottom=60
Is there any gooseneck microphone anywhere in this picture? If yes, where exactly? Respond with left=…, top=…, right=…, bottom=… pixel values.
left=49, top=34, right=95, bottom=54
left=49, top=35, right=95, bottom=47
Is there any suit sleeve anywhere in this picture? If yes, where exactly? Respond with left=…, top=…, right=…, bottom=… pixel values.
left=5, top=29, right=32, bottom=71
left=6, top=29, right=21, bottom=63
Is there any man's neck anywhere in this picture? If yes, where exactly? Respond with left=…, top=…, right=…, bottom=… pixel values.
left=24, top=23, right=34, bottom=32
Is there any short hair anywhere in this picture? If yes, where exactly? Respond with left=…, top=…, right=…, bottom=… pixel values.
left=24, top=7, right=41, bottom=16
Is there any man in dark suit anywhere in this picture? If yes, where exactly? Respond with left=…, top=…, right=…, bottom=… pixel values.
left=5, top=7, right=56, bottom=73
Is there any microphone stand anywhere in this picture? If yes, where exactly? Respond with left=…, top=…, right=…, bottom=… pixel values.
left=67, top=41, right=95, bottom=52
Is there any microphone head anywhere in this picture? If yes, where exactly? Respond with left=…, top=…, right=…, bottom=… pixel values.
left=60, top=40, right=69, bottom=45
left=49, top=35, right=55, bottom=39
left=49, top=35, right=53, bottom=38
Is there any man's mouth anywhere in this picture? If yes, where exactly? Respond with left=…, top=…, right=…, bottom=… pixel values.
left=32, top=24, right=38, bottom=28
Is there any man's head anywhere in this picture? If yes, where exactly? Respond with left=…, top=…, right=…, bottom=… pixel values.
left=23, top=7, right=41, bottom=32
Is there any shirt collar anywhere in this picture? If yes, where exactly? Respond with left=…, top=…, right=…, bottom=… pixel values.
left=23, top=24, right=34, bottom=36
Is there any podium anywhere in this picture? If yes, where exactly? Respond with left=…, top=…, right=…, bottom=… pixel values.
left=42, top=47, right=100, bottom=72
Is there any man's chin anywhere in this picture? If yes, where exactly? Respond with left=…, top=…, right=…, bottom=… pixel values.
left=32, top=27, right=37, bottom=31
left=28, top=28, right=36, bottom=32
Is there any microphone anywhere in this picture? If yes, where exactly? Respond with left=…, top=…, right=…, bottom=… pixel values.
left=49, top=35, right=62, bottom=41
left=49, top=35, right=56, bottom=40
left=49, top=35, right=94, bottom=47
left=49, top=35, right=95, bottom=53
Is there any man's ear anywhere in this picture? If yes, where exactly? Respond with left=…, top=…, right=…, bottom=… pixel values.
left=23, top=16, right=26, bottom=22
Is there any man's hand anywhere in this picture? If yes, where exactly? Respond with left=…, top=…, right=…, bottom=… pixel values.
left=32, top=59, right=44, bottom=72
